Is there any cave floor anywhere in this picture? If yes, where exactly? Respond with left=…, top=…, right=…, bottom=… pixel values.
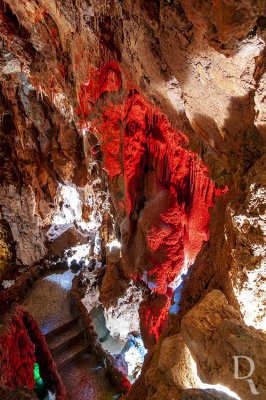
left=59, top=353, right=118, bottom=400
left=20, top=268, right=120, bottom=400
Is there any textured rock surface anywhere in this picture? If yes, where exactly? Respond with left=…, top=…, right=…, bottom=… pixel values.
left=117, top=0, right=265, bottom=186
left=1, top=0, right=262, bottom=187
left=181, top=290, right=266, bottom=400
left=157, top=334, right=200, bottom=389
left=104, top=281, right=143, bottom=341
left=181, top=389, right=236, bottom=400
left=0, top=386, right=39, bottom=400
left=0, top=219, right=15, bottom=279
left=0, top=1, right=265, bottom=399
left=0, top=306, right=35, bottom=390
left=0, top=185, right=46, bottom=265
left=123, top=332, right=202, bottom=400
left=173, top=155, right=266, bottom=330
left=227, top=155, right=266, bottom=330
left=0, top=0, right=263, bottom=295
left=0, top=305, right=66, bottom=398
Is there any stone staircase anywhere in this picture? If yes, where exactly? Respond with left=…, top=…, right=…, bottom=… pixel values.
left=45, top=317, right=118, bottom=400
left=22, top=269, right=119, bottom=399
left=45, top=317, right=90, bottom=369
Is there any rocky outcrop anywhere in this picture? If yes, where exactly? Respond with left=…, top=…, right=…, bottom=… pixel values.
left=0, top=0, right=263, bottom=294
left=104, top=281, right=143, bottom=341
left=227, top=155, right=266, bottom=330
left=126, top=289, right=266, bottom=400
left=0, top=48, right=90, bottom=266
left=181, top=290, right=266, bottom=400
left=0, top=265, right=41, bottom=313
left=123, top=332, right=202, bottom=400
left=172, top=154, right=266, bottom=330
left=118, top=0, right=265, bottom=185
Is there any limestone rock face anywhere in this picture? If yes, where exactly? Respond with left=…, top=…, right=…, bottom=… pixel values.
left=0, top=61, right=88, bottom=266
left=181, top=389, right=236, bottom=400
left=0, top=0, right=264, bottom=187
left=81, top=266, right=104, bottom=314
left=0, top=219, right=15, bottom=279
left=227, top=155, right=266, bottom=330
left=181, top=290, right=266, bottom=400
left=103, top=281, right=143, bottom=341
left=125, top=333, right=202, bottom=400
left=0, top=185, right=46, bottom=265
left=172, top=154, right=266, bottom=330
left=157, top=334, right=201, bottom=390
left=100, top=245, right=128, bottom=309
left=47, top=227, right=89, bottom=258
left=119, top=0, right=265, bottom=185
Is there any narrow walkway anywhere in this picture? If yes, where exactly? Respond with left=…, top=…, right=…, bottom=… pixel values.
left=21, top=268, right=119, bottom=400
left=22, top=269, right=76, bottom=335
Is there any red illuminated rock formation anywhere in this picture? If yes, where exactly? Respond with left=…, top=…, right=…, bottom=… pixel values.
left=0, top=305, right=66, bottom=398
left=0, top=306, right=35, bottom=390
left=74, top=60, right=227, bottom=343
left=23, top=311, right=66, bottom=400
left=0, top=0, right=265, bottom=398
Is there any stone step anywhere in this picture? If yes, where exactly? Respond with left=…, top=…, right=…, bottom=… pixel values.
left=46, top=320, right=85, bottom=353
left=45, top=318, right=80, bottom=342
left=54, top=339, right=90, bottom=369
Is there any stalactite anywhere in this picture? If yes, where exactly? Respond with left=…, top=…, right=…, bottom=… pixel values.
left=75, top=60, right=228, bottom=343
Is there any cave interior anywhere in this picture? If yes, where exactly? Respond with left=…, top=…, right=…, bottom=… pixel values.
left=0, top=1, right=265, bottom=400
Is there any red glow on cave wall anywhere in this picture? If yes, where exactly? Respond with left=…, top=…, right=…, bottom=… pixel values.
left=140, top=293, right=172, bottom=345
left=77, top=61, right=122, bottom=119
left=0, top=305, right=66, bottom=398
left=0, top=307, right=35, bottom=390
left=76, top=61, right=228, bottom=343
left=0, top=1, right=17, bottom=38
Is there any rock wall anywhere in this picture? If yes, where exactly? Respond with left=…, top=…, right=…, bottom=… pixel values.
left=181, top=290, right=266, bottom=400
left=0, top=0, right=264, bottom=184
left=125, top=290, right=266, bottom=400
left=0, top=39, right=89, bottom=266
left=0, top=305, right=35, bottom=390
left=0, top=185, right=46, bottom=266
left=0, top=304, right=66, bottom=399
left=0, top=219, right=15, bottom=279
